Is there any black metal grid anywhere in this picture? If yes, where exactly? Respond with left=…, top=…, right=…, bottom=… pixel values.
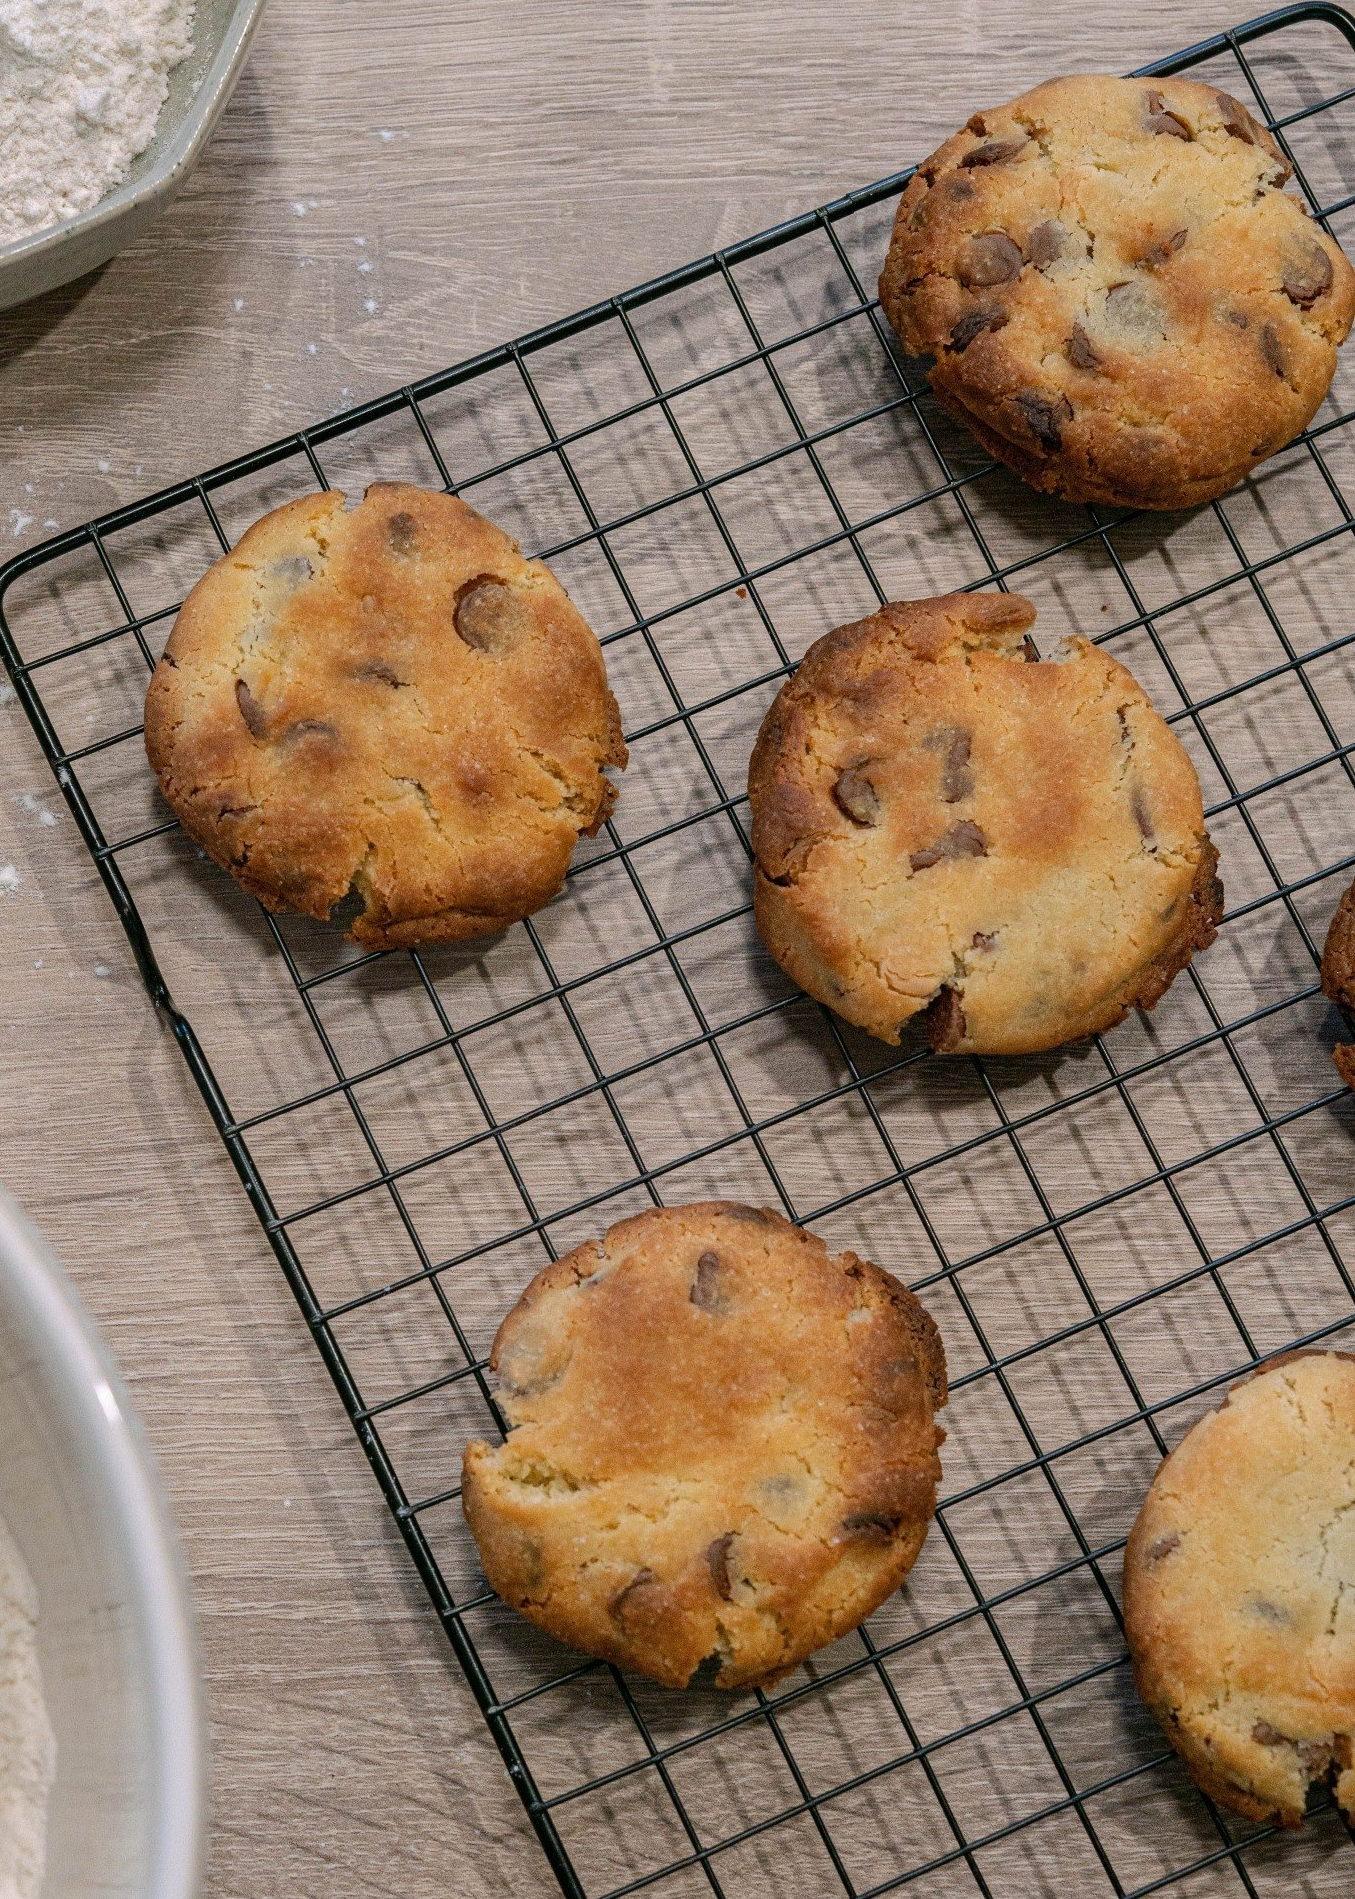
left=6, top=7, right=1355, bottom=1892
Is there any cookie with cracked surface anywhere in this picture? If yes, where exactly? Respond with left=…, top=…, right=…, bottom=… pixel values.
left=143, top=483, right=626, bottom=950
left=879, top=74, right=1355, bottom=509
left=748, top=591, right=1221, bottom=1054
left=461, top=1201, right=947, bottom=1690
left=1320, top=879, right=1355, bottom=1088
left=1125, top=1349, right=1355, bottom=1827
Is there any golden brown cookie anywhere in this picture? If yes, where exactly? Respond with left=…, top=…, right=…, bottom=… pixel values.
left=144, top=483, right=626, bottom=949
left=1125, top=1350, right=1355, bottom=1827
left=748, top=591, right=1221, bottom=1054
left=1320, top=880, right=1355, bottom=1088
left=461, top=1202, right=947, bottom=1690
left=879, top=74, right=1355, bottom=509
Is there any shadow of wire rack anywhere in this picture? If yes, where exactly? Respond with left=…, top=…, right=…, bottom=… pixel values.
left=5, top=3, right=1355, bottom=1891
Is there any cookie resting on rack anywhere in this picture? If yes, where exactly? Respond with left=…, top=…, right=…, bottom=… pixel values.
left=1320, top=878, right=1355, bottom=1088
left=748, top=590, right=1221, bottom=1054
left=1125, top=1350, right=1355, bottom=1827
left=143, top=482, right=626, bottom=950
left=879, top=73, right=1355, bottom=509
left=461, top=1202, right=947, bottom=1690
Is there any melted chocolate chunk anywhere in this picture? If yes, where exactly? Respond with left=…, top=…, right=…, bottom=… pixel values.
left=1283, top=243, right=1333, bottom=307
left=690, top=1250, right=726, bottom=1312
left=454, top=576, right=526, bottom=654
left=235, top=677, right=268, bottom=738
left=959, top=136, right=1027, bottom=167
left=1067, top=323, right=1101, bottom=370
left=1027, top=220, right=1066, bottom=268
left=609, top=1568, right=657, bottom=1619
left=1144, top=90, right=1192, bottom=138
left=1015, top=389, right=1073, bottom=452
left=949, top=304, right=1008, bottom=353
left=833, top=764, right=880, bottom=825
left=706, top=1533, right=735, bottom=1600
left=926, top=985, right=967, bottom=1052
left=1260, top=321, right=1287, bottom=378
left=959, top=231, right=1023, bottom=288
left=910, top=820, right=988, bottom=871
left=387, top=511, right=419, bottom=554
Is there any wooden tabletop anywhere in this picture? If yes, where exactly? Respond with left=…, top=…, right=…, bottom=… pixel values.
left=0, top=3, right=1330, bottom=1892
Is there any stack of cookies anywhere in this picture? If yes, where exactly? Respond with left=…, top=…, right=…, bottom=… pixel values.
left=143, top=66, right=1355, bottom=1825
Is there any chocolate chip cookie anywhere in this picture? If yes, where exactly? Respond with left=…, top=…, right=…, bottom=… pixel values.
left=1321, top=879, right=1355, bottom=1087
left=748, top=591, right=1221, bottom=1054
left=144, top=483, right=626, bottom=949
left=461, top=1201, right=947, bottom=1690
left=879, top=74, right=1355, bottom=509
left=1125, top=1350, right=1355, bottom=1827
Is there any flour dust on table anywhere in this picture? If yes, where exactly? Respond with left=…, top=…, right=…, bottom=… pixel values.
left=0, top=0, right=194, bottom=246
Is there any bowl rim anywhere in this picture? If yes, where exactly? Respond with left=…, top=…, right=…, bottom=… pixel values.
left=0, top=0, right=267, bottom=272
left=0, top=1190, right=204, bottom=1899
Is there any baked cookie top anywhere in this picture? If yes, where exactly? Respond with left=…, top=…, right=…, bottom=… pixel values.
left=1125, top=1350, right=1355, bottom=1827
left=1321, top=879, right=1355, bottom=1089
left=879, top=74, right=1355, bottom=509
left=144, top=483, right=626, bottom=950
left=461, top=1201, right=947, bottom=1690
left=748, top=591, right=1220, bottom=1054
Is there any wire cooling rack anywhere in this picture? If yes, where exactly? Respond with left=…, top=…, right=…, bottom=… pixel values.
left=6, top=6, right=1355, bottom=1892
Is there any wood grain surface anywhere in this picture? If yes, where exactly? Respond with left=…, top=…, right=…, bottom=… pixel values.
left=0, top=4, right=1350, bottom=1895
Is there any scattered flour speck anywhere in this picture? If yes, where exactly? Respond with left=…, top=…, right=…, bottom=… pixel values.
left=0, top=0, right=195, bottom=244
left=0, top=685, right=15, bottom=707
left=0, top=867, right=20, bottom=896
left=93, top=963, right=111, bottom=978
left=9, top=514, right=33, bottom=538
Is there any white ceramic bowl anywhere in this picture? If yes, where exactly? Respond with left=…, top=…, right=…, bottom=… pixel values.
left=0, top=1192, right=203, bottom=1898
left=0, top=0, right=266, bottom=314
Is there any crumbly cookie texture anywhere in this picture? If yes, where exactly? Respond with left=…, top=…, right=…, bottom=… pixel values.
left=1320, top=880, right=1355, bottom=1088
left=879, top=74, right=1355, bottom=509
left=1125, top=1350, right=1355, bottom=1827
left=748, top=591, right=1221, bottom=1054
left=144, top=483, right=626, bottom=949
left=462, top=1202, right=947, bottom=1690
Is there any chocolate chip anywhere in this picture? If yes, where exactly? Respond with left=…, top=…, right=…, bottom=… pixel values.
left=1251, top=1597, right=1290, bottom=1625
left=1261, top=321, right=1287, bottom=378
left=1145, top=1532, right=1180, bottom=1565
left=943, top=175, right=976, bottom=202
left=1067, top=323, right=1101, bottom=370
left=355, top=657, right=406, bottom=686
left=1222, top=307, right=1250, bottom=330
left=1015, top=389, right=1073, bottom=452
left=610, top=1568, right=656, bottom=1619
left=720, top=1203, right=770, bottom=1224
left=272, top=554, right=314, bottom=587
left=1143, top=228, right=1188, bottom=269
left=690, top=1251, right=726, bottom=1312
left=235, top=678, right=268, bottom=738
left=940, top=730, right=973, bottom=802
left=1021, top=634, right=1040, bottom=662
left=285, top=719, right=340, bottom=744
left=959, top=231, right=1023, bottom=288
left=971, top=929, right=997, bottom=951
left=833, top=764, right=880, bottom=825
left=1252, top=1720, right=1286, bottom=1746
left=1145, top=90, right=1192, bottom=138
left=387, top=511, right=418, bottom=554
left=841, top=1512, right=901, bottom=1539
left=926, top=985, right=967, bottom=1052
left=454, top=576, right=526, bottom=654
left=1131, top=788, right=1154, bottom=841
left=910, top=819, right=988, bottom=871
left=1216, top=90, right=1259, bottom=143
left=1283, top=242, right=1333, bottom=306
left=1027, top=220, right=1066, bottom=267
left=949, top=304, right=1008, bottom=353
left=960, top=136, right=1027, bottom=167
left=706, top=1533, right=735, bottom=1600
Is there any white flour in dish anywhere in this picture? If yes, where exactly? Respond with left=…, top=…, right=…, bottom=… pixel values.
left=0, top=1513, right=52, bottom=1899
left=0, top=0, right=195, bottom=247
